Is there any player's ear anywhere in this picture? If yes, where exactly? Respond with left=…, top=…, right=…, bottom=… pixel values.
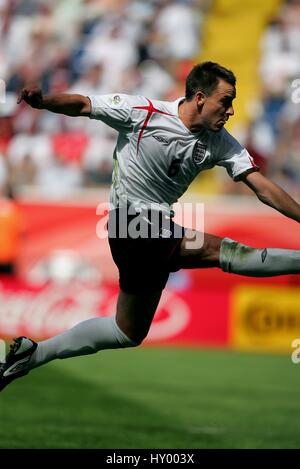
left=195, top=92, right=206, bottom=111
left=195, top=91, right=206, bottom=106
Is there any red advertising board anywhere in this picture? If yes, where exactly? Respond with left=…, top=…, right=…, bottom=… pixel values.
left=0, top=277, right=229, bottom=347
left=0, top=199, right=299, bottom=350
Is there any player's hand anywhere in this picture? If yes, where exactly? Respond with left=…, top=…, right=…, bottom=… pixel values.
left=17, top=86, right=43, bottom=109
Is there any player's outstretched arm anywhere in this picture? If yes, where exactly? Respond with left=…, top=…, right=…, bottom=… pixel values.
left=17, top=86, right=91, bottom=117
left=243, top=171, right=300, bottom=223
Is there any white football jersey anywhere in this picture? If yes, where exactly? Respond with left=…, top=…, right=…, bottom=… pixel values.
left=89, top=94, right=259, bottom=215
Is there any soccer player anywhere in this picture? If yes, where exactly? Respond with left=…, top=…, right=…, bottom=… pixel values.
left=1, top=62, right=300, bottom=390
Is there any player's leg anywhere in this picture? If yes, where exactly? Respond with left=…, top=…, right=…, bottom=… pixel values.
left=116, top=289, right=162, bottom=344
left=176, top=228, right=300, bottom=276
left=0, top=289, right=162, bottom=391
left=29, top=289, right=161, bottom=369
left=175, top=229, right=221, bottom=269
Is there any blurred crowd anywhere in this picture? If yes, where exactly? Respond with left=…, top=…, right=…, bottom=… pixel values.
left=1, top=0, right=300, bottom=201
left=0, top=0, right=206, bottom=198
left=251, top=0, right=300, bottom=199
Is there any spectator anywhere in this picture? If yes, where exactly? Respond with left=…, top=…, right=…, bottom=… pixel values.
left=0, top=182, right=25, bottom=276
left=0, top=0, right=205, bottom=197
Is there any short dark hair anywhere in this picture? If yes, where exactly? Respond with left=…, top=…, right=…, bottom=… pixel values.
left=185, top=61, right=236, bottom=101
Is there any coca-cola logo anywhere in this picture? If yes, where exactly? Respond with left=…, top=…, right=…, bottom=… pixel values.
left=0, top=280, right=191, bottom=342
left=0, top=282, right=105, bottom=338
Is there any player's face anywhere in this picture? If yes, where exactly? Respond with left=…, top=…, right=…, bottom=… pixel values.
left=196, top=79, right=236, bottom=132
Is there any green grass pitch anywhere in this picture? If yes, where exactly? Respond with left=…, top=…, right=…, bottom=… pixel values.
left=0, top=346, right=299, bottom=449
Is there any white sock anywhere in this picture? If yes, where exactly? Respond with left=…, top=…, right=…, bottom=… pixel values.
left=220, top=237, right=300, bottom=276
left=29, top=316, right=136, bottom=370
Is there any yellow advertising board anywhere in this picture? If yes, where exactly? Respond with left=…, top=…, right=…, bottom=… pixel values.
left=230, top=285, right=300, bottom=353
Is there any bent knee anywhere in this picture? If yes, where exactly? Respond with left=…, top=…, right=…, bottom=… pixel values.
left=202, top=234, right=222, bottom=259
left=180, top=231, right=221, bottom=259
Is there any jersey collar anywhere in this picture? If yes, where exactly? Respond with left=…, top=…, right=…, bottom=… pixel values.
left=172, top=97, right=185, bottom=117
left=173, top=96, right=205, bottom=137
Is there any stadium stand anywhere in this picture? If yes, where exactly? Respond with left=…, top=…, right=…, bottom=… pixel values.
left=0, top=0, right=299, bottom=199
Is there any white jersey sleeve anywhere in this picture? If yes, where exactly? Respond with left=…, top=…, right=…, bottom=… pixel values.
left=88, top=93, right=145, bottom=133
left=214, top=128, right=259, bottom=181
